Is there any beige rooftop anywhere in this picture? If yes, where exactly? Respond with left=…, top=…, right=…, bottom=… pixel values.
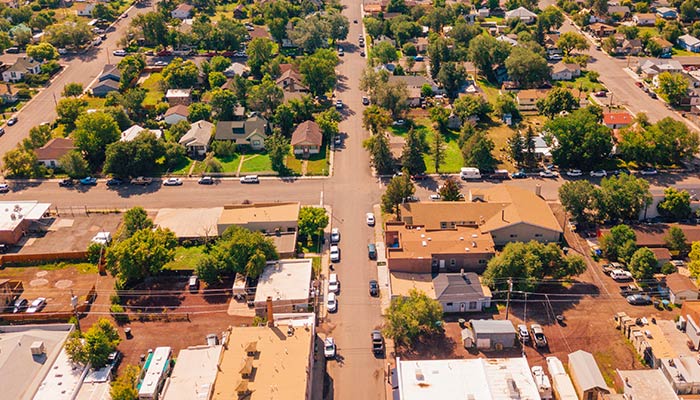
left=218, top=202, right=300, bottom=225
left=387, top=224, right=495, bottom=259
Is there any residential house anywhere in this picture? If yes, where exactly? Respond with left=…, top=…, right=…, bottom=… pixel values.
left=666, top=273, right=699, bottom=305
left=35, top=138, right=75, bottom=168
left=163, top=104, right=189, bottom=125
left=98, top=64, right=120, bottom=83
left=252, top=259, right=312, bottom=316
left=389, top=271, right=492, bottom=312
left=477, top=7, right=490, bottom=18
left=681, top=301, right=700, bottom=349
left=679, top=34, right=700, bottom=53
left=568, top=350, right=611, bottom=399
left=651, top=36, right=673, bottom=56
left=276, top=65, right=309, bottom=101
left=388, top=75, right=440, bottom=107
left=217, top=202, right=299, bottom=235
left=171, top=3, right=194, bottom=19
left=178, top=120, right=214, bottom=156
left=656, top=7, right=678, bottom=19
left=496, top=34, right=518, bottom=46
left=374, top=35, right=396, bottom=47
left=586, top=22, right=616, bottom=38
left=232, top=4, right=246, bottom=19
left=638, top=58, right=683, bottom=78
left=223, top=62, right=249, bottom=78
left=505, top=6, right=537, bottom=24
left=165, top=88, right=192, bottom=106
left=91, top=79, right=119, bottom=97
left=544, top=33, right=561, bottom=55
left=633, top=12, right=657, bottom=25
left=2, top=57, right=41, bottom=83
left=617, top=370, right=680, bottom=400
left=608, top=5, right=631, bottom=18
left=120, top=124, right=162, bottom=142
left=516, top=89, right=549, bottom=111
left=551, top=62, right=581, bottom=81
left=413, top=37, right=429, bottom=53
left=603, top=111, right=633, bottom=128
left=651, top=247, right=672, bottom=267
left=75, top=2, right=95, bottom=16
left=0, top=83, right=18, bottom=103
left=618, top=38, right=643, bottom=56
left=214, top=114, right=270, bottom=150
left=291, top=120, right=323, bottom=156
left=463, top=320, right=516, bottom=350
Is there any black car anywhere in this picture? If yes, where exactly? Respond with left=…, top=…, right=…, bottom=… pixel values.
left=106, top=178, right=124, bottom=186
left=369, top=280, right=379, bottom=297
left=58, top=178, right=75, bottom=187
left=12, top=298, right=28, bottom=313
left=0, top=127, right=5, bottom=136
left=107, top=350, right=122, bottom=368
left=7, top=117, right=17, bottom=126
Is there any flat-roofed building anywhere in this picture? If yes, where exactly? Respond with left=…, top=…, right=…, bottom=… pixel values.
left=212, top=314, right=315, bottom=400
left=660, top=356, right=700, bottom=394
left=394, top=357, right=541, bottom=399
left=217, top=202, right=300, bottom=235
left=0, top=324, right=74, bottom=400
left=0, top=201, right=51, bottom=245
left=161, top=344, right=224, bottom=400
left=138, top=346, right=173, bottom=400
left=253, top=259, right=312, bottom=316
left=75, top=366, right=113, bottom=400
left=33, top=347, right=89, bottom=400
left=617, top=369, right=679, bottom=400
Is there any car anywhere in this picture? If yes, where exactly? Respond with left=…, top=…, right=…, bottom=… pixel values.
left=670, top=260, right=685, bottom=267
left=154, top=60, right=168, bottom=67
left=369, top=280, right=379, bottom=296
left=411, top=173, right=427, bottom=181
left=392, top=119, right=405, bottom=126
left=366, top=212, right=375, bottom=226
left=337, top=46, right=344, bottom=56
left=566, top=169, right=582, bottom=177
left=107, top=350, right=122, bottom=368
left=12, top=298, right=28, bottom=313
left=327, top=292, right=337, bottom=312
left=188, top=275, right=199, bottom=292
left=414, top=55, right=424, bottom=61
left=626, top=294, right=652, bottom=305
left=26, top=297, right=46, bottom=313
left=328, top=273, right=339, bottom=293
left=429, top=193, right=441, bottom=201
left=517, top=324, right=530, bottom=344
left=106, top=178, right=124, bottom=186
left=334, top=135, right=342, bottom=146
left=163, top=177, right=182, bottom=186
left=198, top=176, right=214, bottom=185
left=121, top=12, right=128, bottom=18
left=0, top=127, right=5, bottom=136
left=649, top=92, right=658, bottom=99
left=589, top=170, right=607, bottom=177
left=324, top=337, right=337, bottom=358
left=547, top=54, right=563, bottom=61
left=80, top=176, right=97, bottom=186
left=359, top=41, right=365, bottom=47
left=371, top=330, right=384, bottom=355
left=530, top=324, right=547, bottom=348
left=335, top=99, right=343, bottom=109
left=130, top=176, right=153, bottom=185
left=360, top=51, right=365, bottom=57
left=640, top=168, right=658, bottom=175
left=404, top=195, right=419, bottom=202
left=91, top=232, right=112, bottom=245
left=330, top=245, right=340, bottom=262
left=92, top=38, right=102, bottom=46
left=0, top=183, right=9, bottom=193
left=7, top=116, right=17, bottom=126
left=611, top=269, right=634, bottom=281
left=362, top=96, right=370, bottom=105
left=511, top=170, right=527, bottom=179
left=5, top=47, right=19, bottom=54
left=594, top=91, right=607, bottom=97
left=240, top=175, right=259, bottom=184
left=59, top=178, right=75, bottom=187
left=331, top=228, right=340, bottom=244
left=113, top=49, right=127, bottom=56
left=620, top=284, right=641, bottom=296
left=539, top=170, right=558, bottom=178
left=635, top=81, right=644, bottom=88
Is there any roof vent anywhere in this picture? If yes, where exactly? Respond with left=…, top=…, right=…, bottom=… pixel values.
left=472, top=241, right=477, bottom=247
left=427, top=237, right=431, bottom=241
left=459, top=237, right=464, bottom=241
left=471, top=234, right=478, bottom=238
left=415, top=369, right=424, bottom=381
left=465, top=248, right=470, bottom=252
left=420, top=234, right=425, bottom=238
left=422, top=241, right=427, bottom=247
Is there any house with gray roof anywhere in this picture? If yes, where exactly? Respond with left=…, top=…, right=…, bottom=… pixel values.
left=432, top=272, right=491, bottom=313
left=98, top=64, right=121, bottom=83
left=2, top=57, right=41, bottom=82
left=568, top=350, right=610, bottom=399
left=91, top=79, right=119, bottom=97
left=179, top=120, right=214, bottom=156
left=505, top=6, right=537, bottom=24
left=463, top=319, right=516, bottom=350
left=215, top=114, right=270, bottom=150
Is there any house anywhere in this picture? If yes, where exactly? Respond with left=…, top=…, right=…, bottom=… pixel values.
left=160, top=344, right=223, bottom=400
left=0, top=201, right=51, bottom=245
left=253, top=259, right=312, bottom=316
left=223, top=62, right=249, bottom=78
left=35, top=138, right=75, bottom=168
left=374, top=35, right=396, bottom=47
left=216, top=202, right=299, bottom=236
left=2, top=57, right=41, bottom=82
left=650, top=247, right=672, bottom=267
left=212, top=314, right=315, bottom=400
left=0, top=83, right=18, bottom=104
left=413, top=37, right=429, bottom=53
left=568, top=350, right=611, bottom=399
left=389, top=272, right=492, bottom=312
left=214, top=114, right=270, bottom=150
left=666, top=273, right=699, bottom=304
left=656, top=7, right=678, bottom=19
left=496, top=34, right=518, bottom=46
left=464, top=320, right=516, bottom=350
left=633, top=12, right=657, bottom=25
left=651, top=37, right=673, bottom=56
left=276, top=66, right=309, bottom=100
left=505, top=6, right=537, bottom=24
left=388, top=75, right=440, bottom=107
left=171, top=3, right=194, bottom=19
left=163, top=104, right=189, bottom=125
left=638, top=58, right=683, bottom=78
left=586, top=22, right=616, bottom=38
left=619, top=38, right=643, bottom=56
left=178, top=120, right=214, bottom=156
left=98, top=64, right=120, bottom=83
left=120, top=124, right=162, bottom=142
left=394, top=357, right=541, bottom=400
left=232, top=4, right=246, bottom=19
left=617, top=369, right=680, bottom=400
left=166, top=88, right=192, bottom=106
left=516, top=89, right=549, bottom=111
left=544, top=33, right=561, bottom=53
left=91, top=79, right=119, bottom=97
left=291, top=120, right=323, bottom=156
left=75, top=2, right=95, bottom=16
left=608, top=5, right=630, bottom=18
left=659, top=355, right=700, bottom=395
left=551, top=62, right=581, bottom=81
left=603, top=111, right=633, bottom=128
left=679, top=34, right=700, bottom=53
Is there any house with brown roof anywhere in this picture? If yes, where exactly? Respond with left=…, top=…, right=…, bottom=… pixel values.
left=164, top=104, right=189, bottom=125
left=651, top=37, right=673, bottom=56
left=666, top=273, right=698, bottom=305
left=516, top=89, right=549, bottom=111
left=551, top=62, right=581, bottom=81
left=603, top=111, right=633, bottom=129
left=35, top=138, right=75, bottom=168
left=389, top=271, right=492, bottom=312
left=276, top=66, right=309, bottom=101
left=586, top=22, right=616, bottom=38
left=599, top=224, right=700, bottom=249
left=633, top=13, right=657, bottom=26
left=291, top=121, right=322, bottom=157
left=0, top=83, right=18, bottom=103
left=75, top=2, right=95, bottom=16
left=215, top=114, right=270, bottom=150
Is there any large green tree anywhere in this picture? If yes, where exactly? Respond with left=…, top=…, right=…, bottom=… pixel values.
left=658, top=187, right=692, bottom=221
left=382, top=173, right=415, bottom=216
left=666, top=226, right=690, bottom=255
left=559, top=180, right=597, bottom=223
left=266, top=131, right=291, bottom=173
left=56, top=97, right=87, bottom=127
left=103, top=132, right=166, bottom=178
left=384, top=289, right=443, bottom=347
left=453, top=95, right=492, bottom=122
left=438, top=176, right=462, bottom=201
left=162, top=58, right=199, bottom=88
left=105, top=228, right=176, bottom=287
left=468, top=34, right=511, bottom=82
left=556, top=32, right=589, bottom=56
left=362, top=105, right=392, bottom=134
left=73, top=112, right=120, bottom=169
left=628, top=247, right=657, bottom=280
left=505, top=46, right=550, bottom=88
left=247, top=37, right=275, bottom=79
left=600, top=224, right=636, bottom=262
left=117, top=207, right=153, bottom=241
left=597, top=174, right=652, bottom=222
left=65, top=319, right=120, bottom=368
left=364, top=132, right=394, bottom=174
left=110, top=364, right=140, bottom=400
left=547, top=108, right=612, bottom=170
left=657, top=72, right=689, bottom=107
left=462, top=130, right=496, bottom=170
left=401, top=128, right=426, bottom=175
left=537, top=87, right=578, bottom=119
left=300, top=48, right=339, bottom=97
left=436, top=62, right=467, bottom=99
left=298, top=206, right=330, bottom=239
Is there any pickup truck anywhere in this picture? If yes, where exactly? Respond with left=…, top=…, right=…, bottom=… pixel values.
left=371, top=330, right=384, bottom=355
left=130, top=176, right=153, bottom=185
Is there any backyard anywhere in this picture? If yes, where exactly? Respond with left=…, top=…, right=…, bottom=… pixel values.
left=141, top=73, right=165, bottom=107
left=164, top=246, right=207, bottom=271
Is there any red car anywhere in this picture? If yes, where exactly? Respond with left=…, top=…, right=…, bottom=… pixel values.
left=635, top=81, right=643, bottom=88
left=156, top=50, right=172, bottom=57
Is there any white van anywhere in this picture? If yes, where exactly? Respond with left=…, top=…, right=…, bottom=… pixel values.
left=460, top=167, right=481, bottom=180
left=610, top=269, right=633, bottom=281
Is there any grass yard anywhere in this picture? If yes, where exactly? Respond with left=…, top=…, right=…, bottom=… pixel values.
left=142, top=73, right=165, bottom=106
left=240, top=153, right=273, bottom=173
left=391, top=118, right=463, bottom=173
left=672, top=46, right=700, bottom=57
left=83, top=96, right=107, bottom=109
left=477, top=78, right=501, bottom=104
left=164, top=246, right=207, bottom=271
left=217, top=154, right=242, bottom=172
left=285, top=154, right=303, bottom=175
left=168, top=158, right=193, bottom=176
left=306, top=143, right=330, bottom=175
left=556, top=71, right=605, bottom=93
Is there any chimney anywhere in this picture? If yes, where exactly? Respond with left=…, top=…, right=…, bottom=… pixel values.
left=460, top=268, right=464, bottom=277
left=266, top=296, right=274, bottom=327
left=535, top=184, right=542, bottom=198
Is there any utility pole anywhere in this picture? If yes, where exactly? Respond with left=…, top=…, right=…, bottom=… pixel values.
left=70, top=289, right=81, bottom=333
left=505, top=278, right=513, bottom=320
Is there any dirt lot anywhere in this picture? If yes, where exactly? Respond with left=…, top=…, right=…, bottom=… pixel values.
left=13, top=213, right=123, bottom=254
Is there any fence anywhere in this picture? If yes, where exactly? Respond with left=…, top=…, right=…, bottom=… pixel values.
left=0, top=251, right=88, bottom=267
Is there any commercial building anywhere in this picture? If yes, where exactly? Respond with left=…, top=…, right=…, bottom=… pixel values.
left=0, top=201, right=52, bottom=245
left=75, top=366, right=113, bottom=400
left=33, top=347, right=89, bottom=400
left=394, top=357, right=541, bottom=399
left=617, top=369, right=679, bottom=400
left=680, top=300, right=700, bottom=349
left=659, top=356, right=700, bottom=394
left=567, top=350, right=610, bottom=399
left=217, top=202, right=300, bottom=236
left=253, top=259, right=313, bottom=316
left=161, top=344, right=224, bottom=400
left=211, top=314, right=315, bottom=400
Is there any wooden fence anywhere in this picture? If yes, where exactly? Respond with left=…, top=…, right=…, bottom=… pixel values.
left=0, top=251, right=88, bottom=267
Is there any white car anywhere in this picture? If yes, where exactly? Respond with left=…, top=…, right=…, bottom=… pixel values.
left=589, top=170, right=607, bottom=177
left=112, top=49, right=127, bottom=56
left=640, top=168, right=658, bottom=175
left=335, top=100, right=343, bottom=109
left=154, top=60, right=169, bottom=67
left=163, top=177, right=182, bottom=186
left=328, top=273, right=339, bottom=293
left=330, top=245, right=340, bottom=262
left=327, top=292, right=337, bottom=312
left=26, top=297, right=46, bottom=313
left=330, top=228, right=340, bottom=244
left=539, top=170, right=558, bottom=178
left=240, top=175, right=259, bottom=183
left=0, top=183, right=9, bottom=193
left=429, top=193, right=441, bottom=201
left=566, top=169, right=582, bottom=177
left=324, top=337, right=336, bottom=358
left=91, top=231, right=112, bottom=245
left=366, top=212, right=375, bottom=226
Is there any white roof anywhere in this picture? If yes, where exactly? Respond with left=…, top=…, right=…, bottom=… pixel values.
left=166, top=88, right=192, bottom=98
left=154, top=207, right=223, bottom=238
left=33, top=348, right=89, bottom=400
left=546, top=357, right=578, bottom=400
left=0, top=201, right=51, bottom=232
left=568, top=350, right=608, bottom=392
left=618, top=369, right=679, bottom=400
left=120, top=124, right=162, bottom=142
left=161, top=345, right=223, bottom=400
left=680, top=34, right=700, bottom=47
left=179, top=120, right=214, bottom=147
left=253, top=259, right=313, bottom=304
left=505, top=6, right=537, bottom=19
left=139, top=347, right=172, bottom=397
left=396, top=357, right=541, bottom=400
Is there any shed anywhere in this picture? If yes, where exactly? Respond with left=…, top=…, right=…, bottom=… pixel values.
left=568, top=350, right=610, bottom=399
left=468, top=319, right=516, bottom=350
left=667, top=273, right=699, bottom=305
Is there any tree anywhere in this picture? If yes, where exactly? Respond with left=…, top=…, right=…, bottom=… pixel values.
left=494, top=94, right=520, bottom=119
left=45, top=20, right=92, bottom=48
left=439, top=177, right=462, bottom=201
left=21, top=124, right=52, bottom=151
left=209, top=55, right=232, bottom=73
left=103, top=132, right=166, bottom=178
left=559, top=180, right=597, bottom=223
left=401, top=129, right=426, bottom=175
left=384, top=289, right=442, bottom=347
left=265, top=131, right=290, bottom=173
left=188, top=103, right=212, bottom=122
left=597, top=174, right=652, bottom=222
left=689, top=241, right=700, bottom=278
left=59, top=151, right=89, bottom=178
left=208, top=71, right=227, bottom=88
left=326, top=10, right=349, bottom=43
left=27, top=42, right=58, bottom=61
left=468, top=34, right=511, bottom=82
left=2, top=148, right=38, bottom=178
left=556, top=32, right=589, bottom=56
left=56, top=97, right=87, bottom=127
left=209, top=88, right=238, bottom=120
left=657, top=72, right=689, bottom=107
left=106, top=228, right=177, bottom=287
left=315, top=109, right=341, bottom=141
left=364, top=133, right=394, bottom=174
left=600, top=224, right=636, bottom=261
left=62, top=82, right=83, bottom=97
left=505, top=47, right=550, bottom=88
left=372, top=41, right=398, bottom=64
left=618, top=117, right=699, bottom=166
left=436, top=62, right=467, bottom=99
left=666, top=226, right=690, bottom=255
left=299, top=48, right=338, bottom=97
left=65, top=318, right=120, bottom=368
left=537, top=87, right=578, bottom=119
left=247, top=37, right=275, bottom=79
left=382, top=173, right=415, bottom=216
left=131, top=11, right=168, bottom=46
left=117, top=55, right=146, bottom=90
left=429, top=106, right=450, bottom=135
left=362, top=105, right=392, bottom=134
left=248, top=75, right=284, bottom=116
left=663, top=21, right=683, bottom=43
left=453, top=95, right=492, bottom=122
left=538, top=6, right=564, bottom=31
left=430, top=130, right=446, bottom=174
left=376, top=79, right=409, bottom=120
left=628, top=247, right=657, bottom=280
left=298, top=206, right=329, bottom=239
left=162, top=58, right=199, bottom=89
left=547, top=108, right=612, bottom=170
left=287, top=14, right=331, bottom=53
left=681, top=0, right=698, bottom=22
left=117, top=207, right=154, bottom=241
left=73, top=112, right=120, bottom=169
left=462, top=130, right=496, bottom=170
left=658, top=187, right=692, bottom=221
left=110, top=365, right=140, bottom=400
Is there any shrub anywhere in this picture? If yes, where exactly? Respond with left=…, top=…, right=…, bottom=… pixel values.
left=661, top=262, right=677, bottom=275
left=87, top=242, right=103, bottom=264
left=110, top=304, right=129, bottom=323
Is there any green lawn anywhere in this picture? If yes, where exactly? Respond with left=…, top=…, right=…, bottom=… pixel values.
left=306, top=143, right=330, bottom=176
left=83, top=96, right=106, bottom=109
left=240, top=153, right=273, bottom=173
left=391, top=118, right=462, bottom=174
left=164, top=246, right=207, bottom=270
left=142, top=73, right=164, bottom=106
left=169, top=158, right=193, bottom=176
left=477, top=78, right=501, bottom=104
left=218, top=154, right=242, bottom=172
left=672, top=46, right=700, bottom=56
left=556, top=71, right=605, bottom=93
left=285, top=154, right=303, bottom=175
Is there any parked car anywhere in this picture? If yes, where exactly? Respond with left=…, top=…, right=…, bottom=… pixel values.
left=366, top=212, right=375, bottom=226
left=371, top=330, right=385, bottom=355
left=530, top=324, right=547, bottom=348
left=107, top=350, right=122, bottom=368
left=368, top=243, right=377, bottom=260
left=610, top=269, right=633, bottom=281
left=649, top=92, right=658, bottom=99
left=240, top=175, right=259, bottom=184
left=91, top=231, right=112, bottom=245
left=80, top=176, right=97, bottom=186
left=163, top=177, right=183, bottom=186
left=5, top=47, right=19, bottom=53
left=566, top=169, right=582, bottom=177
left=7, top=116, right=18, bottom=126
left=626, top=294, right=652, bottom=305
left=539, top=170, right=558, bottom=178
left=392, top=119, right=405, bottom=126
left=198, top=176, right=214, bottom=185
left=330, top=245, right=340, bottom=262
left=0, top=183, right=9, bottom=193
left=635, top=81, right=643, bottom=88
left=59, top=178, right=75, bottom=187
left=331, top=228, right=340, bottom=244
left=337, top=46, right=344, bottom=56
left=324, top=337, right=336, bottom=358
left=362, top=96, right=370, bottom=105
left=130, top=176, right=153, bottom=185
left=0, top=127, right=5, bottom=136
left=511, top=170, right=527, bottom=179
left=589, top=170, right=607, bottom=177
left=594, top=91, right=607, bottom=97
left=26, top=297, right=46, bottom=313
left=106, top=178, right=123, bottom=186
left=517, top=324, right=530, bottom=344
left=369, top=280, right=379, bottom=296
left=414, top=55, right=424, bottom=61
left=12, top=298, right=28, bottom=313
left=640, top=168, right=658, bottom=175
left=335, top=99, right=343, bottom=109
left=113, top=49, right=127, bottom=56
left=620, top=284, right=642, bottom=297
left=429, top=193, right=441, bottom=201
left=327, top=293, right=337, bottom=312
left=188, top=275, right=199, bottom=292
left=328, top=273, right=339, bottom=293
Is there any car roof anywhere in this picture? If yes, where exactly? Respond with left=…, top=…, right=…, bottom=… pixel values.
left=328, top=293, right=336, bottom=300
